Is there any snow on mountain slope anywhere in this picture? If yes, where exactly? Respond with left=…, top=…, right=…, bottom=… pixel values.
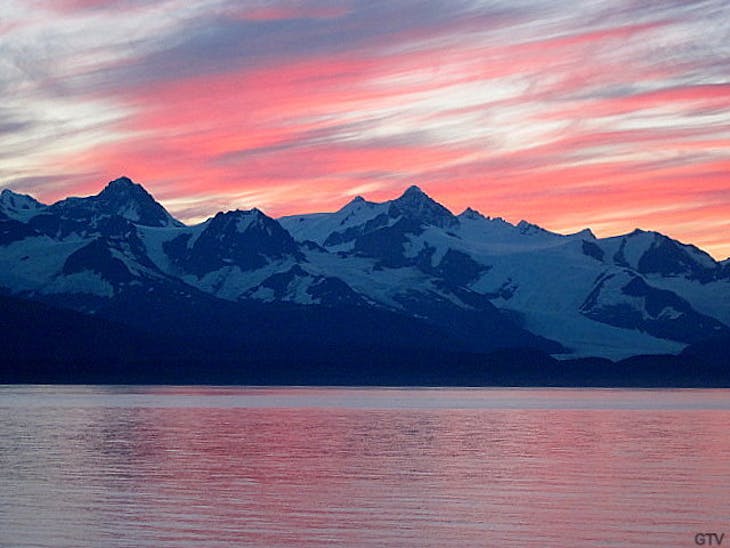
left=244, top=263, right=372, bottom=307
left=462, top=238, right=685, bottom=359
left=596, top=229, right=717, bottom=278
left=282, top=188, right=591, bottom=258
left=280, top=196, right=388, bottom=249
left=0, top=181, right=185, bottom=301
left=0, top=189, right=46, bottom=221
left=642, top=275, right=730, bottom=326
left=0, top=227, right=176, bottom=301
left=277, top=185, right=728, bottom=359
left=0, top=236, right=85, bottom=293
left=432, top=226, right=726, bottom=358
left=162, top=208, right=303, bottom=280
left=279, top=185, right=458, bottom=253
left=0, top=177, right=727, bottom=361
left=391, top=185, right=458, bottom=229
left=286, top=212, right=680, bottom=358
left=136, top=207, right=342, bottom=303
left=579, top=269, right=726, bottom=343
left=455, top=208, right=586, bottom=254
left=50, top=177, right=183, bottom=228
left=137, top=224, right=199, bottom=274
left=302, top=244, right=447, bottom=310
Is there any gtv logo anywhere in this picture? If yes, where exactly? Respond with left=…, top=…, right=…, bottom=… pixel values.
left=695, top=533, right=726, bottom=546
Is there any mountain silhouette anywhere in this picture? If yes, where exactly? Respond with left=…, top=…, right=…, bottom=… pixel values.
left=1, top=176, right=728, bottom=384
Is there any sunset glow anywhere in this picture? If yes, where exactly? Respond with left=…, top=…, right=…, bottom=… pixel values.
left=2, top=1, right=729, bottom=258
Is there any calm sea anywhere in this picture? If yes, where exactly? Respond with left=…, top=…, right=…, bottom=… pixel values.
left=1, top=386, right=728, bottom=547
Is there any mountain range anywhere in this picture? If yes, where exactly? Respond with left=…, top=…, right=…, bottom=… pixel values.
left=1, top=176, right=728, bottom=385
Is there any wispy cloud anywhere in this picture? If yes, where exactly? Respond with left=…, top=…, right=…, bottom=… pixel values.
left=1, top=0, right=729, bottom=257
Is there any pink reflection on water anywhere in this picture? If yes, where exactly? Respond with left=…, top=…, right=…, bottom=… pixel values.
left=1, top=388, right=729, bottom=546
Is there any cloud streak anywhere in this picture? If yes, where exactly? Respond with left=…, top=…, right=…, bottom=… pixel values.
left=1, top=0, right=729, bottom=258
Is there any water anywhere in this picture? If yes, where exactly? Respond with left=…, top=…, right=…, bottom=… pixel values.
left=1, top=386, right=729, bottom=547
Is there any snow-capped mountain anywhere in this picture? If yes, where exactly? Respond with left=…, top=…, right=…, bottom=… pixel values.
left=164, top=208, right=302, bottom=274
left=281, top=185, right=457, bottom=252
left=49, top=176, right=183, bottom=228
left=1, top=176, right=728, bottom=361
left=281, top=184, right=730, bottom=359
left=0, top=189, right=45, bottom=220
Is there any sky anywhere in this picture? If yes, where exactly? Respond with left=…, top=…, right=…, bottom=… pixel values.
left=1, top=1, right=729, bottom=259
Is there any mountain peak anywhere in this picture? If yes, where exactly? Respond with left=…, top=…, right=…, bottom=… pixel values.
left=517, top=220, right=537, bottom=230
left=390, top=184, right=457, bottom=228
left=49, top=176, right=183, bottom=228
left=572, top=228, right=596, bottom=240
left=95, top=177, right=183, bottom=227
left=211, top=207, right=278, bottom=234
left=517, top=220, right=555, bottom=236
left=175, top=205, right=302, bottom=274
left=99, top=176, right=148, bottom=198
left=394, top=185, right=442, bottom=207
left=217, top=207, right=265, bottom=219
left=0, top=188, right=46, bottom=219
left=401, top=185, right=426, bottom=198
left=338, top=194, right=375, bottom=213
left=1, top=188, right=39, bottom=201
left=107, top=176, right=135, bottom=187
left=459, top=207, right=486, bottom=221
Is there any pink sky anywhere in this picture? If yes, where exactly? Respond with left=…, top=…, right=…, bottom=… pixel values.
left=2, top=0, right=729, bottom=258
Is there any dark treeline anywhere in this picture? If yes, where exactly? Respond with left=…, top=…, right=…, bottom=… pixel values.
left=2, top=294, right=727, bottom=387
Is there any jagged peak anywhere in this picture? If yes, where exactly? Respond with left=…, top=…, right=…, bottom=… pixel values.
left=0, top=187, right=44, bottom=205
left=628, top=228, right=648, bottom=237
left=389, top=184, right=457, bottom=228
left=517, top=219, right=543, bottom=231
left=457, top=208, right=513, bottom=228
left=395, top=185, right=439, bottom=205
left=107, top=175, right=135, bottom=187
left=216, top=207, right=267, bottom=218
left=458, top=207, right=486, bottom=220
left=572, top=228, right=596, bottom=240
left=98, top=176, right=148, bottom=197
left=339, top=194, right=375, bottom=212
left=0, top=188, right=46, bottom=219
left=401, top=184, right=426, bottom=197
left=95, top=176, right=168, bottom=214
left=623, top=229, right=672, bottom=243
left=516, top=220, right=564, bottom=238
left=626, top=229, right=706, bottom=249
left=393, top=185, right=441, bottom=206
left=48, top=176, right=183, bottom=228
left=210, top=207, right=279, bottom=234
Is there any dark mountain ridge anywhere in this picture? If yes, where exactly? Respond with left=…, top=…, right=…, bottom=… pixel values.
left=0, top=176, right=727, bottom=385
